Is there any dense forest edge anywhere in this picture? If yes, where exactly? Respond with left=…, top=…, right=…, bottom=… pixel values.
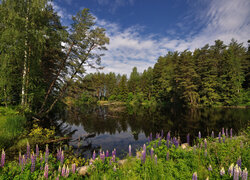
left=0, top=0, right=250, bottom=179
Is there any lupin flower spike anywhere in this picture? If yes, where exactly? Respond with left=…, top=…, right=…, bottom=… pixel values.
left=44, top=163, right=49, bottom=179
left=242, top=168, right=248, bottom=180
left=228, top=163, right=234, bottom=177
left=230, top=128, right=233, bottom=138
left=45, top=144, right=49, bottom=163
left=150, top=148, right=154, bottom=158
left=129, top=145, right=132, bottom=156
left=72, top=163, right=76, bottom=174
left=198, top=131, right=201, bottom=139
left=60, top=151, right=64, bottom=165
left=141, top=150, right=146, bottom=164
left=208, top=164, right=212, bottom=171
left=187, top=133, right=190, bottom=145
left=192, top=172, right=197, bottom=180
left=31, top=152, right=36, bottom=172
left=65, top=165, right=69, bottom=177
left=204, top=139, right=207, bottom=149
left=154, top=155, right=157, bottom=164
left=106, top=150, right=109, bottom=157
left=93, top=150, right=96, bottom=160
left=211, top=131, right=214, bottom=138
left=1, top=149, right=5, bottom=167
left=220, top=167, right=225, bottom=176
left=61, top=164, right=66, bottom=177
left=143, top=144, right=146, bottom=152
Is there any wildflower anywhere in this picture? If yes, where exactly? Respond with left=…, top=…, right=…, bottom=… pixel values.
left=230, top=128, right=233, bottom=138
left=93, top=150, right=96, bottom=160
left=100, top=152, right=105, bottom=162
left=19, top=152, right=22, bottom=166
left=27, top=142, right=30, bottom=160
left=57, top=148, right=61, bottom=161
left=233, top=164, right=240, bottom=180
left=242, top=168, right=248, bottom=180
left=36, top=144, right=39, bottom=158
left=223, top=136, right=225, bottom=143
left=143, top=144, right=146, bottom=152
left=198, top=131, right=201, bottom=139
left=129, top=145, right=132, bottom=156
left=1, top=149, right=5, bottom=167
left=45, top=144, right=49, bottom=164
left=60, top=151, right=64, bottom=165
left=113, top=166, right=117, bottom=171
left=154, top=155, right=157, bottom=164
left=150, top=148, right=154, bottom=158
left=237, top=157, right=241, bottom=168
left=161, top=130, right=164, bottom=139
left=208, top=164, right=212, bottom=171
left=44, top=163, right=49, bottom=179
left=141, top=150, right=146, bottom=164
left=166, top=151, right=169, bottom=161
left=167, top=131, right=170, bottom=141
left=156, top=133, right=159, bottom=139
left=204, top=139, right=207, bottom=149
left=219, top=132, right=221, bottom=143
left=65, top=165, right=69, bottom=177
left=22, top=155, right=26, bottom=171
left=112, top=148, right=116, bottom=156
left=111, top=154, right=115, bottom=162
left=226, top=128, right=228, bottom=138
left=61, top=164, right=66, bottom=177
left=150, top=133, right=152, bottom=141
left=56, top=176, right=59, bottom=180
left=187, top=133, right=190, bottom=145
left=211, top=131, right=214, bottom=138
left=204, top=150, right=207, bottom=157
left=220, top=167, right=225, bottom=176
left=192, top=172, right=197, bottom=180
left=158, top=138, right=161, bottom=146
left=106, top=150, right=109, bottom=157
left=72, top=163, right=76, bottom=174
left=222, top=127, right=225, bottom=136
left=166, top=139, right=169, bottom=148
left=31, top=152, right=36, bottom=173
left=40, top=154, right=43, bottom=170
left=58, top=165, right=61, bottom=173
left=228, top=163, right=234, bottom=177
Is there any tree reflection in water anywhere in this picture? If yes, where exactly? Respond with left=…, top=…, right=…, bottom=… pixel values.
left=54, top=105, right=249, bottom=158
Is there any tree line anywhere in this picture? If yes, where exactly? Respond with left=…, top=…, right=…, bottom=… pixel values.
left=74, top=39, right=250, bottom=107
left=0, top=0, right=109, bottom=115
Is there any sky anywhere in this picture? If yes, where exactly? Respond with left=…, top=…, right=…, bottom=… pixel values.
left=52, top=0, right=250, bottom=75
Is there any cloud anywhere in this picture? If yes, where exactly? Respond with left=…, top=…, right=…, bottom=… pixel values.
left=91, top=0, right=250, bottom=75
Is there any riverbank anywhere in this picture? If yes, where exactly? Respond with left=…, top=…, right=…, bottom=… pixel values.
left=0, top=127, right=249, bottom=179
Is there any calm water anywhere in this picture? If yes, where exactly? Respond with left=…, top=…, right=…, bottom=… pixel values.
left=55, top=105, right=249, bottom=158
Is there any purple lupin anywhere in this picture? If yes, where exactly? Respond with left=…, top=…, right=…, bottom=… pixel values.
left=19, top=152, right=22, bottom=166
left=22, top=155, right=26, bottom=171
left=31, top=152, right=36, bottom=173
left=161, top=130, right=164, bottom=139
left=72, top=163, right=76, bottom=174
left=45, top=144, right=49, bottom=164
left=198, top=131, right=201, bottom=139
left=192, top=172, right=197, bottom=180
left=166, top=151, right=169, bottom=161
left=111, top=154, right=115, bottom=162
left=44, top=163, right=49, bottom=179
left=1, top=149, right=5, bottom=167
left=60, top=151, right=64, bottom=165
left=222, top=127, right=225, bottom=136
left=219, top=132, right=221, bottom=143
left=223, top=136, right=225, bottom=143
left=242, top=168, right=248, bottom=180
left=150, top=148, right=154, bottom=158
left=141, top=150, right=146, bottom=164
left=226, top=128, right=228, bottom=138
left=61, top=164, right=66, bottom=177
left=106, top=150, right=109, bottom=157
left=143, top=144, right=146, bottom=152
left=220, top=167, right=225, bottom=176
left=233, top=164, right=239, bottom=180
left=228, top=164, right=234, bottom=177
left=208, top=164, right=212, bottom=171
left=40, top=154, right=43, bottom=170
left=92, top=150, right=96, bottom=160
left=237, top=157, right=241, bottom=168
left=204, top=139, right=207, bottom=149
left=129, top=145, right=132, bottom=156
left=187, top=133, right=190, bottom=145
left=154, top=155, right=157, bottom=164
left=211, top=131, right=214, bottom=138
left=158, top=138, right=161, bottom=146
left=167, top=131, right=170, bottom=141
left=113, top=148, right=116, bottom=156
left=36, top=144, right=39, bottom=158
left=230, top=128, right=233, bottom=138
left=65, top=165, right=69, bottom=177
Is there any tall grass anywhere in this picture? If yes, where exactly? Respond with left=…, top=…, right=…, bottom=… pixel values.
left=0, top=107, right=26, bottom=148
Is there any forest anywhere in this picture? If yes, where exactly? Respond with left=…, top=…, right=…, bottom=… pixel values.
left=69, top=40, right=250, bottom=107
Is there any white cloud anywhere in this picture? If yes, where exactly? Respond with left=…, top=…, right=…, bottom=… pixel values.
left=90, top=0, right=250, bottom=76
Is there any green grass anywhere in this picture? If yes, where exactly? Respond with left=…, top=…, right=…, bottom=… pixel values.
left=0, top=107, right=26, bottom=148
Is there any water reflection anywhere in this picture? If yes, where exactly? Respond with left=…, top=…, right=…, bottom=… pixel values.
left=56, top=105, right=249, bottom=158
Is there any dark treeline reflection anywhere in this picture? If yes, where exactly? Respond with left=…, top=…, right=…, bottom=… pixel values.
left=54, top=105, right=249, bottom=158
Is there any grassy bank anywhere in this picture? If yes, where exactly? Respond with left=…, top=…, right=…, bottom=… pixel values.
left=0, top=127, right=249, bottom=179
left=0, top=107, right=26, bottom=148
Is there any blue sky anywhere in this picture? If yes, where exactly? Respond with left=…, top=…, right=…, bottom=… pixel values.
left=52, top=0, right=250, bottom=75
